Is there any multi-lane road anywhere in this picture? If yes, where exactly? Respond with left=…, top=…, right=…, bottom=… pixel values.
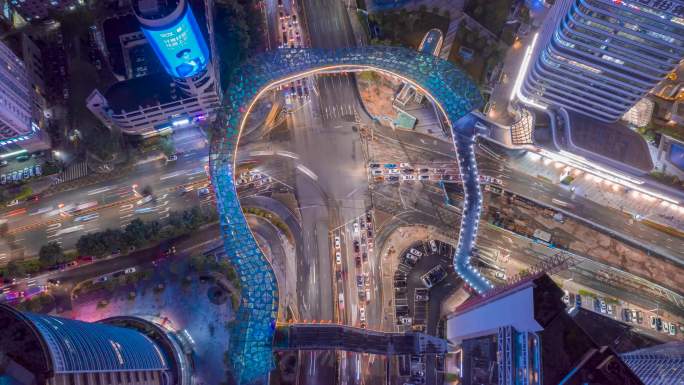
left=0, top=147, right=213, bottom=261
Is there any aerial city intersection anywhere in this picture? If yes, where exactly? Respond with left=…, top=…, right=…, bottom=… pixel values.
left=0, top=0, right=683, bottom=384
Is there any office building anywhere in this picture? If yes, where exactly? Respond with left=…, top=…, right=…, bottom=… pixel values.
left=621, top=342, right=684, bottom=385
left=0, top=304, right=187, bottom=385
left=8, top=0, right=82, bottom=21
left=446, top=274, right=644, bottom=385
left=0, top=40, right=49, bottom=152
left=87, top=0, right=220, bottom=137
left=521, top=0, right=684, bottom=122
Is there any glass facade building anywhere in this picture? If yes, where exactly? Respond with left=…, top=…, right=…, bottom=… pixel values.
left=133, top=0, right=210, bottom=79
left=0, top=304, right=173, bottom=385
left=522, top=0, right=684, bottom=122
left=621, top=342, right=684, bottom=385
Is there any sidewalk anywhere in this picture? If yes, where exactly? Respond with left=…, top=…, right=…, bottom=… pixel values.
left=515, top=152, right=684, bottom=230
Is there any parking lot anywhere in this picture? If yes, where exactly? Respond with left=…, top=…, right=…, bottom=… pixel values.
left=392, top=239, right=460, bottom=334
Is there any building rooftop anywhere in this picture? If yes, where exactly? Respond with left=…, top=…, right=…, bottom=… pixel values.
left=104, top=72, right=183, bottom=113
left=103, top=13, right=144, bottom=78
left=567, top=112, right=654, bottom=173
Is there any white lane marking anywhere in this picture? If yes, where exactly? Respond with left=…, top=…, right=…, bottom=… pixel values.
left=160, top=171, right=185, bottom=180
left=296, top=164, right=318, bottom=181
left=87, top=186, right=115, bottom=195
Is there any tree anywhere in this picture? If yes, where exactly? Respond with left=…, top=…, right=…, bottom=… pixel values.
left=39, top=242, right=64, bottom=268
left=6, top=260, right=24, bottom=278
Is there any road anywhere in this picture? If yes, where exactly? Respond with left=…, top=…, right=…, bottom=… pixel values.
left=369, top=124, right=684, bottom=267
left=0, top=147, right=213, bottom=261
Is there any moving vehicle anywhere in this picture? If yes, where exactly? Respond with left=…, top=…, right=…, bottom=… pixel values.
left=334, top=236, right=341, bottom=249
left=136, top=195, right=153, bottom=205
left=429, top=240, right=437, bottom=253
left=335, top=252, right=341, bottom=265
left=124, top=267, right=136, bottom=274
left=74, top=213, right=99, bottom=222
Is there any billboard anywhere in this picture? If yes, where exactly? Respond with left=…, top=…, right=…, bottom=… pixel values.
left=140, top=5, right=210, bottom=78
left=669, top=142, right=684, bottom=170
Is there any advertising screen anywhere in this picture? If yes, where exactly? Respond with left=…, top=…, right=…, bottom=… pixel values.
left=669, top=142, right=684, bottom=170
left=141, top=5, right=210, bottom=78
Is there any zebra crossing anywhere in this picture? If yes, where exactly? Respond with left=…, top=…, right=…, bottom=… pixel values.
left=322, top=104, right=356, bottom=120
left=54, top=161, right=88, bottom=184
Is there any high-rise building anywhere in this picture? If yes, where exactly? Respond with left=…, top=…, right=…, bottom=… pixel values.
left=0, top=40, right=48, bottom=152
left=446, top=274, right=645, bottom=385
left=0, top=304, right=186, bottom=385
left=521, top=0, right=684, bottom=122
left=87, top=0, right=220, bottom=137
left=8, top=0, right=82, bottom=22
left=621, top=342, right=684, bottom=385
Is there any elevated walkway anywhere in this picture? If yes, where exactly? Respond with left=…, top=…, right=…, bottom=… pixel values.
left=273, top=324, right=449, bottom=355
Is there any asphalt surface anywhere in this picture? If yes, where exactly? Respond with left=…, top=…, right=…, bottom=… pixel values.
left=0, top=145, right=212, bottom=260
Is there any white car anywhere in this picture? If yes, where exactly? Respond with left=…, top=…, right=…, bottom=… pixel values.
left=335, top=252, right=341, bottom=264
left=599, top=299, right=607, bottom=314
left=387, top=168, right=400, bottom=175
left=353, top=222, right=359, bottom=234
left=124, top=267, right=136, bottom=274
left=409, top=248, right=423, bottom=257
left=6, top=199, right=19, bottom=207
left=372, top=169, right=383, bottom=175
left=562, top=290, right=570, bottom=304
left=402, top=174, right=415, bottom=181
left=429, top=240, right=437, bottom=253
left=334, top=236, right=341, bottom=249
left=338, top=293, right=344, bottom=308
left=359, top=307, right=366, bottom=322
left=399, top=163, right=411, bottom=168
left=495, top=271, right=507, bottom=280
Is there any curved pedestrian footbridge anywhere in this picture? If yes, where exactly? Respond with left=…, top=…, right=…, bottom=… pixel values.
left=210, top=46, right=491, bottom=384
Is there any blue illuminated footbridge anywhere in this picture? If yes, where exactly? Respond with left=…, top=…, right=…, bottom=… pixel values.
left=210, top=46, right=492, bottom=384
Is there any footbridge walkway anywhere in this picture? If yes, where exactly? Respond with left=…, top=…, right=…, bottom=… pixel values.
left=273, top=324, right=449, bottom=355
left=211, top=45, right=489, bottom=384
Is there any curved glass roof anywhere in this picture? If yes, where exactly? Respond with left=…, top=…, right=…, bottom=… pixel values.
left=23, top=312, right=168, bottom=372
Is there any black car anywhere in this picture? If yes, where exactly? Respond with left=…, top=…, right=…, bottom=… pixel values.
left=388, top=176, right=399, bottom=182
left=402, top=168, right=415, bottom=174
left=369, top=163, right=380, bottom=168
left=362, top=252, right=368, bottom=261
left=353, top=240, right=360, bottom=253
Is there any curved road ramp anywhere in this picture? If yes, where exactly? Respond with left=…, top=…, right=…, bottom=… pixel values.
left=210, top=45, right=490, bottom=384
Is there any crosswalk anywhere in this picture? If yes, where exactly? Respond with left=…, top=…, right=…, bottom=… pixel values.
left=322, top=104, right=356, bottom=120
left=54, top=161, right=88, bottom=184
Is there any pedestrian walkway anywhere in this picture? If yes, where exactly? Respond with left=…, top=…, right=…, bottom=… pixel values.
left=439, top=15, right=464, bottom=60
left=273, top=323, right=449, bottom=354
left=54, top=161, right=88, bottom=184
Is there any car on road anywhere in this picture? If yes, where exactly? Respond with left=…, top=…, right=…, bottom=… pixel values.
left=419, top=174, right=430, bottom=181
left=409, top=248, right=423, bottom=258
left=383, top=163, right=397, bottom=169
left=372, top=169, right=383, bottom=175
left=33, top=164, right=42, bottom=176
left=124, top=267, right=136, bottom=274
left=355, top=255, right=361, bottom=268
left=669, top=322, right=677, bottom=336
left=353, top=240, right=360, bottom=253
left=402, top=168, right=415, bottom=174
left=402, top=174, right=415, bottom=181
left=386, top=168, right=400, bottom=175
left=359, top=307, right=366, bottom=322
left=415, top=292, right=429, bottom=302
left=335, top=252, right=341, bottom=265
left=166, top=154, right=178, bottom=162
left=599, top=299, right=607, bottom=314
left=388, top=175, right=399, bottom=182
left=338, top=293, right=344, bottom=308
left=369, top=163, right=380, bottom=168
left=95, top=275, right=109, bottom=283
left=136, top=195, right=153, bottom=205
left=0, top=174, right=5, bottom=184
left=421, top=265, right=447, bottom=288
left=353, top=222, right=359, bottom=234
left=495, top=271, right=507, bottom=280
left=74, top=213, right=99, bottom=222
left=197, top=187, right=211, bottom=197
left=399, top=163, right=411, bottom=168
left=562, top=290, right=570, bottom=305
left=334, top=236, right=341, bottom=249
left=6, top=199, right=19, bottom=207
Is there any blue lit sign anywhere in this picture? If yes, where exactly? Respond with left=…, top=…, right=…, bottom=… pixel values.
left=141, top=5, right=210, bottom=78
